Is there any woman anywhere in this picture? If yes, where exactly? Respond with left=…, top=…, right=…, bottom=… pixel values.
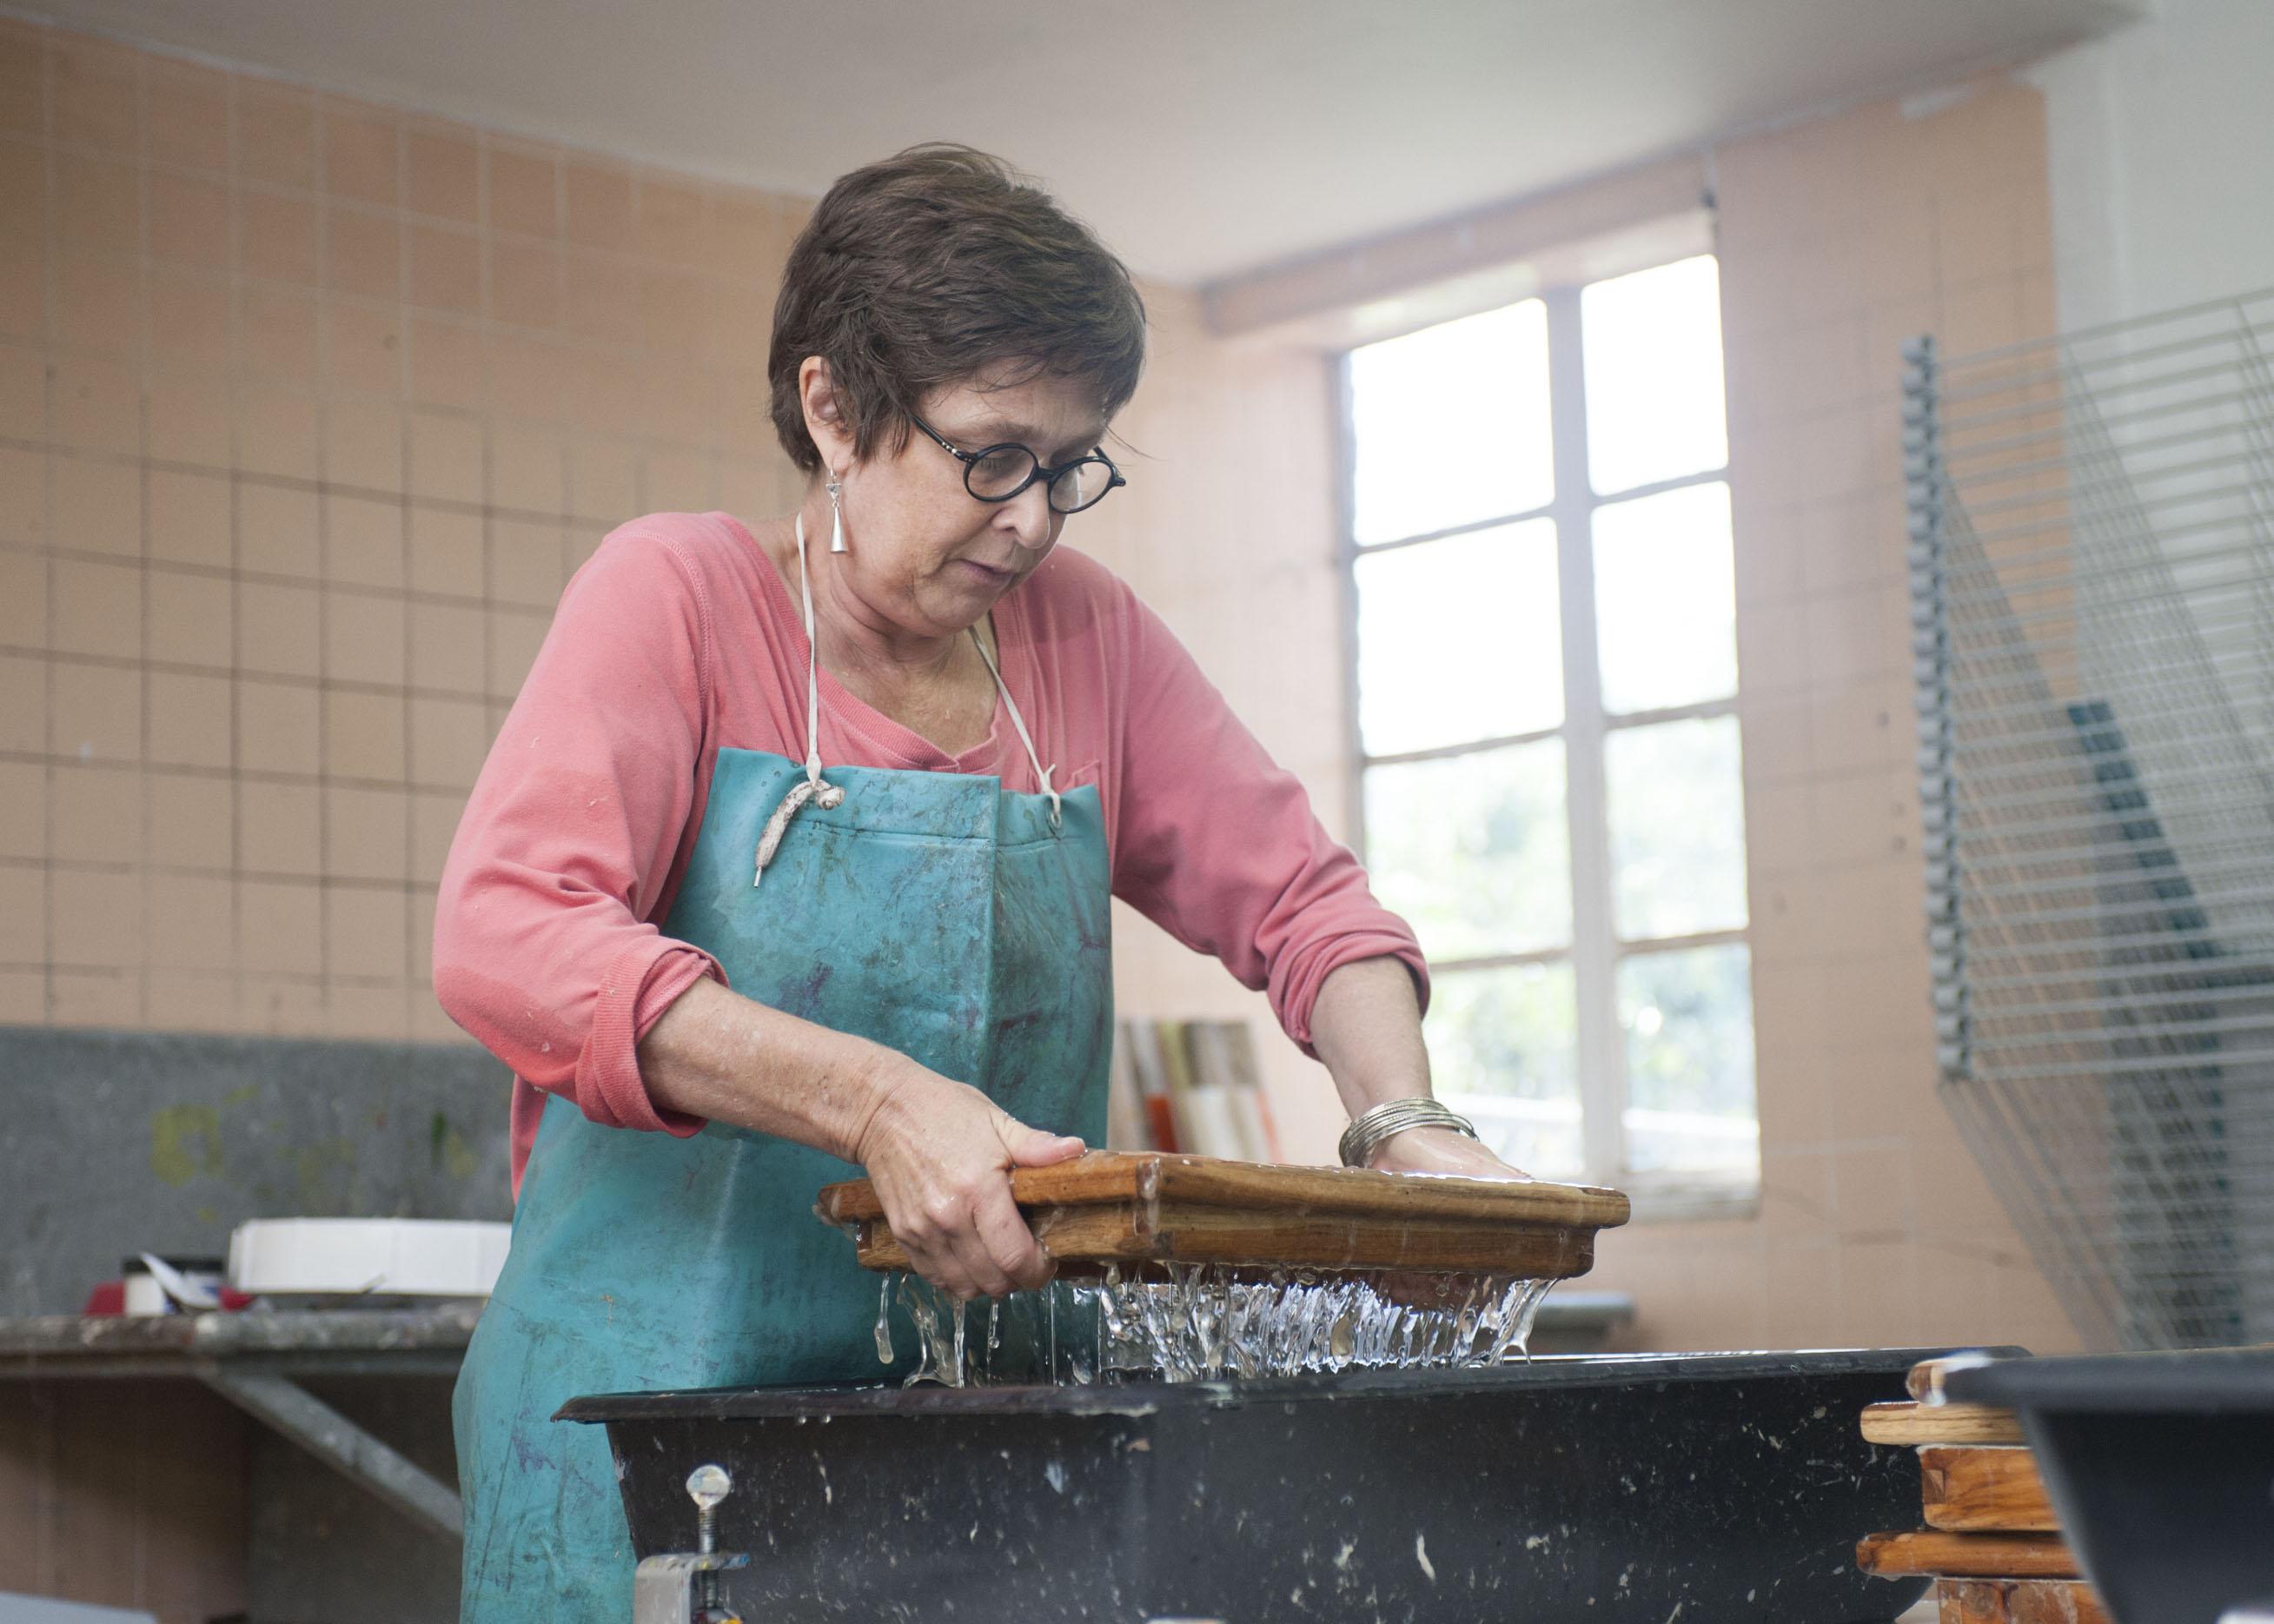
left=434, top=143, right=1520, bottom=1618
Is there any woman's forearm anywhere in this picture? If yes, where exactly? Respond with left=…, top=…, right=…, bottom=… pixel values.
left=1308, top=956, right=1433, bottom=1117
left=634, top=976, right=1086, bottom=1298
left=1310, top=954, right=1529, bottom=1178
left=635, top=977, right=904, bottom=1163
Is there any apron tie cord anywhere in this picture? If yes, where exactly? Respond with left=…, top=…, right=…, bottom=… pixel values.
left=755, top=513, right=846, bottom=885
left=756, top=513, right=1061, bottom=884
left=971, top=625, right=1061, bottom=831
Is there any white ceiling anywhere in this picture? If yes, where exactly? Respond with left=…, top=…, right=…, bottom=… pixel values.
left=30, top=0, right=2136, bottom=286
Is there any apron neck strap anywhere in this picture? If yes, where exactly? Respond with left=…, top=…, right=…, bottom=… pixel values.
left=752, top=515, right=849, bottom=885
left=970, top=625, right=1060, bottom=829
left=790, top=514, right=1060, bottom=832
left=792, top=513, right=829, bottom=789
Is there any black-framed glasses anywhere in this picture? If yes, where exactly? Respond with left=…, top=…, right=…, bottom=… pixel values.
left=907, top=413, right=1127, bottom=514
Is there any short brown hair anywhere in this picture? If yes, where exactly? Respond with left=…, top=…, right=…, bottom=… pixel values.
left=768, top=143, right=1148, bottom=476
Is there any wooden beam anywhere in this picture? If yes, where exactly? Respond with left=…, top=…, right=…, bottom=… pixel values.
left=1862, top=1401, right=2027, bottom=1446
left=1856, top=1530, right=2078, bottom=1580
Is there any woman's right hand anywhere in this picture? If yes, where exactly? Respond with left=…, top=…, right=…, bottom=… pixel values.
left=852, top=1055, right=1086, bottom=1301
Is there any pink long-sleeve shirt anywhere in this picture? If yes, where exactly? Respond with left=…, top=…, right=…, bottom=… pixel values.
left=433, top=511, right=1427, bottom=1194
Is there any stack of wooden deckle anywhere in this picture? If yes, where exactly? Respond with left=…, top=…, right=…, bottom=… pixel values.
left=1855, top=1356, right=2111, bottom=1622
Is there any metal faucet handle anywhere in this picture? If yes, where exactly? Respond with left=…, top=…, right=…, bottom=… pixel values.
left=633, top=1466, right=748, bottom=1624
left=686, top=1464, right=732, bottom=1557
left=686, top=1464, right=732, bottom=1511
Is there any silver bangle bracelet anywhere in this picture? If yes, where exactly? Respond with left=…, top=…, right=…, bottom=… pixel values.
left=1337, top=1097, right=1480, bottom=1169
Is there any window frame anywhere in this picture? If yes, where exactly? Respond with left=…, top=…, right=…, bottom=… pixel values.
left=1337, top=274, right=1756, bottom=1217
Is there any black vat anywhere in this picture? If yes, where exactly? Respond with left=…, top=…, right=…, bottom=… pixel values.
left=562, top=1349, right=1964, bottom=1622
left=1946, top=1346, right=2274, bottom=1624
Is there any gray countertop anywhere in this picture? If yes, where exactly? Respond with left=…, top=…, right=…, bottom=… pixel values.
left=0, top=1306, right=482, bottom=1378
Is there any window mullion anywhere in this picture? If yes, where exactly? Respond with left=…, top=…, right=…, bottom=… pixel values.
left=1334, top=354, right=1368, bottom=851
left=1545, top=288, right=1625, bottom=1186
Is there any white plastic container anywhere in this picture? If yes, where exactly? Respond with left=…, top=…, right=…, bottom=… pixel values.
left=228, top=1218, right=511, bottom=1303
left=121, top=1255, right=226, bottom=1315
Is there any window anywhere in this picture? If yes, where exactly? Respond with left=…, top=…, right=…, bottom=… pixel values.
left=1344, top=255, right=1756, bottom=1203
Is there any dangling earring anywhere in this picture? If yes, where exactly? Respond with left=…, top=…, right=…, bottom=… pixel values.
left=826, top=469, right=847, bottom=554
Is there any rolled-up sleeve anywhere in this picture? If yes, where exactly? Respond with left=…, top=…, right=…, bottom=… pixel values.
left=1108, top=584, right=1428, bottom=1053
left=432, top=525, right=724, bottom=1135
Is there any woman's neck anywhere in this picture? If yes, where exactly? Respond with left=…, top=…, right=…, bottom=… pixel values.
left=777, top=507, right=979, bottom=691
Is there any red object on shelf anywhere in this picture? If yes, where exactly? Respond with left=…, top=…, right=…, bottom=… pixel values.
left=1142, top=1092, right=1180, bottom=1154
left=79, top=1279, right=255, bottom=1316
left=82, top=1279, right=125, bottom=1316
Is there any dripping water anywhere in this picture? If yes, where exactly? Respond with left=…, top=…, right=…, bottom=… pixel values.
left=879, top=1266, right=1557, bottom=1388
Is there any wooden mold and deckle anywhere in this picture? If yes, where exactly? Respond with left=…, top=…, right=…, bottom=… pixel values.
left=817, top=1150, right=1631, bottom=1279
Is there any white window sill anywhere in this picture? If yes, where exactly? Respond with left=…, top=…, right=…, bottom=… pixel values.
left=1617, top=1178, right=1760, bottom=1224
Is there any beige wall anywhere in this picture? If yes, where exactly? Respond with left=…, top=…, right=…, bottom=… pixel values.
left=0, top=12, right=2080, bottom=1362
left=0, top=20, right=806, bottom=1040
left=1590, top=79, right=2078, bottom=1353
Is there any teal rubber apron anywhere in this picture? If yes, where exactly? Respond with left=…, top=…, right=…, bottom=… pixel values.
left=454, top=515, right=1113, bottom=1620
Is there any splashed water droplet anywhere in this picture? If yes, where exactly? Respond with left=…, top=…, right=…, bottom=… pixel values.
left=873, top=1267, right=1557, bottom=1386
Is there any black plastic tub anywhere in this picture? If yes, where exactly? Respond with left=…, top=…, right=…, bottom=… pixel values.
left=562, top=1349, right=1960, bottom=1623
left=1945, top=1347, right=2274, bottom=1624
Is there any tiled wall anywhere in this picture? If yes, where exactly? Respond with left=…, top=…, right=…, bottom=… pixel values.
left=1577, top=80, right=2079, bottom=1353
left=0, top=20, right=816, bottom=1041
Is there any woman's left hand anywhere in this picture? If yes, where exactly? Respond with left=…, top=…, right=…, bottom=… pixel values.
left=1366, top=1124, right=1531, bottom=1181
left=1364, top=1124, right=1535, bottom=1309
